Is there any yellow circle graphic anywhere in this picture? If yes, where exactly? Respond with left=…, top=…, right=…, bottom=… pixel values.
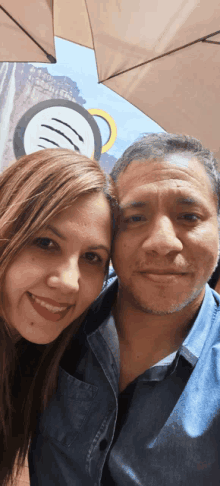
left=88, top=109, right=117, bottom=153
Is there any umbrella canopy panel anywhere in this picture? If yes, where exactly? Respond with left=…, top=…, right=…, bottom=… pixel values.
left=54, top=0, right=93, bottom=49
left=0, top=0, right=55, bottom=62
left=104, top=36, right=220, bottom=160
left=85, top=0, right=220, bottom=82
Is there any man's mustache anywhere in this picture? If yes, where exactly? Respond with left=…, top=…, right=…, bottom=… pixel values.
left=135, top=262, right=193, bottom=274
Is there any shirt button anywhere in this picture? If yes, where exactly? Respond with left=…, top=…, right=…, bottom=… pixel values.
left=99, top=439, right=108, bottom=451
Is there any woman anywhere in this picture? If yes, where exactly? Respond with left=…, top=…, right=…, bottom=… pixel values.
left=0, top=148, right=117, bottom=485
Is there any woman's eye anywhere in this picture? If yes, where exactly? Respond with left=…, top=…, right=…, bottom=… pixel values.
left=33, top=237, right=57, bottom=251
left=84, top=252, right=103, bottom=264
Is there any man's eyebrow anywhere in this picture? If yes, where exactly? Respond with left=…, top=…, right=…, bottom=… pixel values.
left=121, top=196, right=202, bottom=209
left=46, top=224, right=67, bottom=240
left=120, top=201, right=148, bottom=210
left=175, top=197, right=198, bottom=205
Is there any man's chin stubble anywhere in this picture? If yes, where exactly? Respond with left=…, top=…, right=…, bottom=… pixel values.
left=126, top=288, right=204, bottom=316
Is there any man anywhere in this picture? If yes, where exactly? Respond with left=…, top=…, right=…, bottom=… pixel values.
left=29, top=133, right=220, bottom=485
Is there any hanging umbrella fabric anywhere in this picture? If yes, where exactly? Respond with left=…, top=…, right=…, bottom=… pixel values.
left=0, top=0, right=56, bottom=62
left=54, top=0, right=93, bottom=49
left=83, top=0, right=220, bottom=84
left=1, top=0, right=220, bottom=159
left=53, top=0, right=220, bottom=160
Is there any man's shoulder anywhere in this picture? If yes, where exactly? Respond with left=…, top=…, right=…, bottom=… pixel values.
left=85, top=272, right=118, bottom=332
left=210, top=286, right=220, bottom=305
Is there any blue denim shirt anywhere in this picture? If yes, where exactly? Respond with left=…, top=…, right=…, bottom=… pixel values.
left=29, top=280, right=220, bottom=485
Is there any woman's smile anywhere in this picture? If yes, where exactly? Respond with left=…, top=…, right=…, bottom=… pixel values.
left=27, top=292, right=73, bottom=322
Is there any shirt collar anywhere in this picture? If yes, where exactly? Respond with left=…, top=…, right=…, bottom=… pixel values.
left=142, top=284, right=219, bottom=381
left=180, top=284, right=219, bottom=366
left=89, top=281, right=219, bottom=382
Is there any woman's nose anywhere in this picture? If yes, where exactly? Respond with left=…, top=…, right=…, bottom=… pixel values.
left=142, top=216, right=183, bottom=255
left=47, top=258, right=80, bottom=292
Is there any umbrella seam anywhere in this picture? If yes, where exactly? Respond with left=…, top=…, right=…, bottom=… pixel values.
left=99, top=29, right=220, bottom=84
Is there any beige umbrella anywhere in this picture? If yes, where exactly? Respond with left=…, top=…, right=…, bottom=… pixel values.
left=54, top=0, right=220, bottom=160
left=1, top=0, right=220, bottom=158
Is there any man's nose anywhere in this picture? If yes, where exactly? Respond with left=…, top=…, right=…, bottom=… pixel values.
left=142, top=216, right=183, bottom=255
left=47, top=258, right=80, bottom=292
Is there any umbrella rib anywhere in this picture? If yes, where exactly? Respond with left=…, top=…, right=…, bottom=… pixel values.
left=202, top=40, right=220, bottom=45
left=99, top=29, right=220, bottom=83
left=0, top=5, right=56, bottom=63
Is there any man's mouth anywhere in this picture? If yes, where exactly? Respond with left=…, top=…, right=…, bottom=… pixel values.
left=27, top=292, right=73, bottom=322
left=138, top=270, right=187, bottom=284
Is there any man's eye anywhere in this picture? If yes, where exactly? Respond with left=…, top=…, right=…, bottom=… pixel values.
left=179, top=214, right=200, bottom=222
left=33, top=237, right=57, bottom=250
left=124, top=215, right=146, bottom=224
left=84, top=252, right=103, bottom=264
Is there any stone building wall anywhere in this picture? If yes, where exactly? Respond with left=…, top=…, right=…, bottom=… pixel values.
left=0, top=63, right=86, bottom=169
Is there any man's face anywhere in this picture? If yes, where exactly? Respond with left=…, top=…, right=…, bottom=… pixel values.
left=112, top=154, right=219, bottom=315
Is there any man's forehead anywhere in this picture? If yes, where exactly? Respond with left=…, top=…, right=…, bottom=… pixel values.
left=120, top=181, right=209, bottom=210
left=116, top=156, right=213, bottom=202
left=163, top=153, right=195, bottom=168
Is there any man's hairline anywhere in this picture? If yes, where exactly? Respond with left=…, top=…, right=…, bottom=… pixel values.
left=115, top=152, right=208, bottom=179
left=114, top=153, right=218, bottom=203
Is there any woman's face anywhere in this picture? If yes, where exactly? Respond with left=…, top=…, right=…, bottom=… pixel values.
left=4, top=192, right=111, bottom=344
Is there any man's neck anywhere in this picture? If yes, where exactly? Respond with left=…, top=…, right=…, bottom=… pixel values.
left=112, top=287, right=205, bottom=392
left=112, top=287, right=204, bottom=358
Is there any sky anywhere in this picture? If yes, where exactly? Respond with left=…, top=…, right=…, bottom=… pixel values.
left=32, top=37, right=164, bottom=159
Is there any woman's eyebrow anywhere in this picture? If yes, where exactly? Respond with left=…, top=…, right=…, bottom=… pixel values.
left=46, top=226, right=110, bottom=255
left=87, top=245, right=110, bottom=256
left=46, top=224, right=67, bottom=240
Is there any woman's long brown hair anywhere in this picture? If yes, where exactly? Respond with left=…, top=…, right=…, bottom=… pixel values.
left=0, top=148, right=117, bottom=485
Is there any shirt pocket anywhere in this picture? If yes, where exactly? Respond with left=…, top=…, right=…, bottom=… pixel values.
left=39, top=366, right=98, bottom=448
